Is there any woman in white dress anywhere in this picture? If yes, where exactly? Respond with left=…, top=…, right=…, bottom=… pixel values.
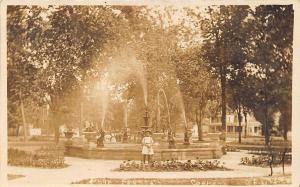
left=142, top=131, right=154, bottom=164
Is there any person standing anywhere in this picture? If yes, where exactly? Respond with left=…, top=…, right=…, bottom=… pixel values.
left=142, top=130, right=154, bottom=164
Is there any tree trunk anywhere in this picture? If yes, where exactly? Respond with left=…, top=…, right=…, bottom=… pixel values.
left=282, top=149, right=286, bottom=174
left=54, top=122, right=59, bottom=144
left=50, top=110, right=60, bottom=144
left=283, top=125, right=288, bottom=141
left=197, top=97, right=205, bottom=142
left=16, top=123, right=20, bottom=136
left=44, top=106, right=49, bottom=136
left=220, top=67, right=227, bottom=142
left=42, top=107, right=45, bottom=132
left=269, top=144, right=274, bottom=176
left=195, top=109, right=199, bottom=140
left=197, top=110, right=203, bottom=141
left=243, top=111, right=247, bottom=138
left=79, top=102, right=83, bottom=136
left=20, top=92, right=28, bottom=142
left=156, top=96, right=160, bottom=132
left=267, top=135, right=273, bottom=176
left=264, top=112, right=270, bottom=145
left=269, top=154, right=273, bottom=176
left=238, top=105, right=242, bottom=144
left=263, top=50, right=271, bottom=145
left=282, top=113, right=288, bottom=141
left=264, top=82, right=270, bottom=145
left=261, top=124, right=265, bottom=136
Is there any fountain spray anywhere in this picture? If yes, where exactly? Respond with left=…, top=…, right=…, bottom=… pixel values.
left=100, top=78, right=109, bottom=130
left=158, top=88, right=171, bottom=130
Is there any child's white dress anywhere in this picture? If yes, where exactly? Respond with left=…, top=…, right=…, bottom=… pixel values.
left=142, top=136, right=154, bottom=155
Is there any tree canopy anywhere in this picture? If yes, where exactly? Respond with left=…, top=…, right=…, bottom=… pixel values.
left=7, top=5, right=293, bottom=143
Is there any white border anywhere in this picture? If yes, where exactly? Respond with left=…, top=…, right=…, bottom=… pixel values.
left=1, top=1, right=299, bottom=187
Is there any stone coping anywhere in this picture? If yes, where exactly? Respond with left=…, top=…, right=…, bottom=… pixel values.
left=67, top=144, right=221, bottom=152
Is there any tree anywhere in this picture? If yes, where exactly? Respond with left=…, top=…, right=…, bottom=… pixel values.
left=246, top=5, right=293, bottom=143
left=7, top=6, right=45, bottom=140
left=175, top=47, right=219, bottom=141
left=7, top=6, right=127, bottom=143
left=224, top=6, right=251, bottom=143
left=227, top=76, right=251, bottom=143
left=200, top=5, right=251, bottom=141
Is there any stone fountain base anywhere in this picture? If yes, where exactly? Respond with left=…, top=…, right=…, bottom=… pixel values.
left=64, top=141, right=223, bottom=160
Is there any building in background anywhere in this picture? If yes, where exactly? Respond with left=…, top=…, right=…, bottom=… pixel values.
left=192, top=114, right=262, bottom=138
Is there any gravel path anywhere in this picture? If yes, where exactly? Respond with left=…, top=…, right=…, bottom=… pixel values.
left=7, top=151, right=291, bottom=187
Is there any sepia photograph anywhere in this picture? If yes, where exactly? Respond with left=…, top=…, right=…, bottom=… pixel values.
left=1, top=0, right=299, bottom=186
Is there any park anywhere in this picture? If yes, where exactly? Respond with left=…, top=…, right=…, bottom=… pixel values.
left=6, top=4, right=292, bottom=186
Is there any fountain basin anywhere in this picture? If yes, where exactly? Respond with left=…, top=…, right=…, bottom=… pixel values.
left=64, top=141, right=223, bottom=160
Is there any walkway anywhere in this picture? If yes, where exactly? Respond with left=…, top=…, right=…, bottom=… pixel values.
left=7, top=151, right=291, bottom=186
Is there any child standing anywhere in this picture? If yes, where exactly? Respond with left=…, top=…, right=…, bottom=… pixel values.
left=142, top=130, right=154, bottom=164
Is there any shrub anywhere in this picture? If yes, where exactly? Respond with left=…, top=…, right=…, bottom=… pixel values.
left=240, top=154, right=291, bottom=167
left=8, top=146, right=67, bottom=169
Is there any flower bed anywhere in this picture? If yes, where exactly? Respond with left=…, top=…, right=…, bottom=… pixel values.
left=240, top=155, right=291, bottom=167
left=117, top=159, right=230, bottom=172
left=8, top=146, right=67, bottom=169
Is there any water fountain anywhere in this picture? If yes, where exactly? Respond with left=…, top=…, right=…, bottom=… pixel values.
left=65, top=91, right=223, bottom=160
left=64, top=51, right=223, bottom=160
